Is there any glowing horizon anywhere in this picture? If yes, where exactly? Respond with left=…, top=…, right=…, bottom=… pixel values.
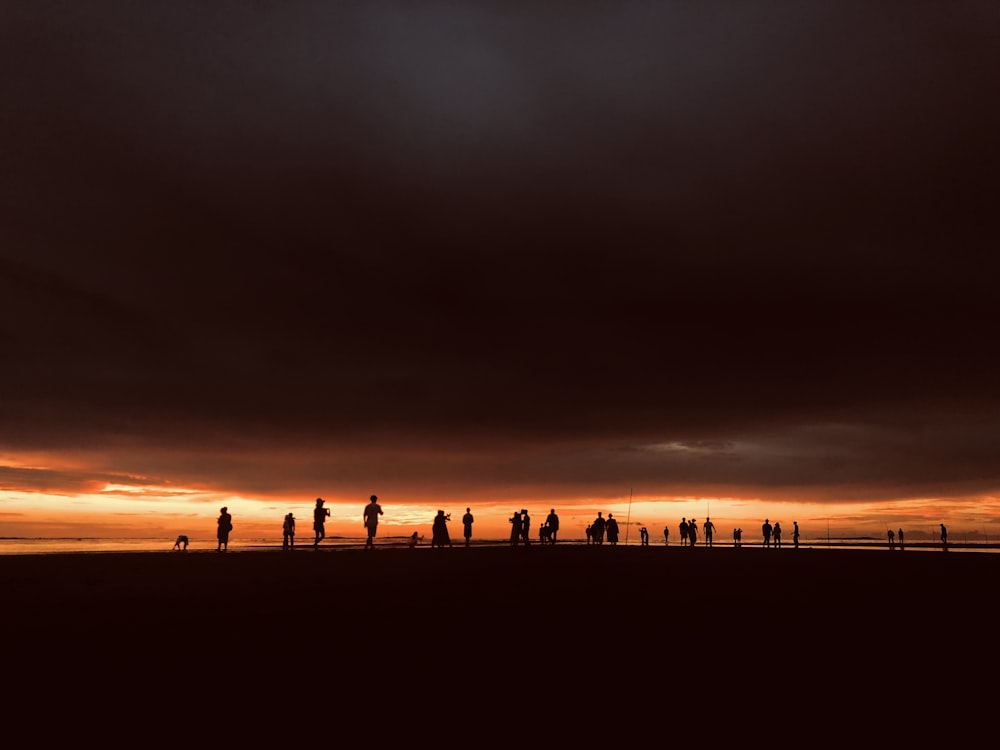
left=3, top=481, right=997, bottom=545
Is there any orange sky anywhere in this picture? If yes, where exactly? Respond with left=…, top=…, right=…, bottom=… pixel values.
left=3, top=477, right=997, bottom=545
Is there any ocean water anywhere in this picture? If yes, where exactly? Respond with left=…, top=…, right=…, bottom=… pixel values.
left=0, top=536, right=996, bottom=555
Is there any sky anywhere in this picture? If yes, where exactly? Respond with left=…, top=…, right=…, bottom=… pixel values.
left=2, top=2, right=1000, bottom=543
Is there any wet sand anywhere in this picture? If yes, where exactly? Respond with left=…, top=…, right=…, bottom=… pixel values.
left=4, top=545, right=996, bottom=741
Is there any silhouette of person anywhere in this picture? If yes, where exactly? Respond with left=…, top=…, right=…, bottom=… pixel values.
left=282, top=513, right=295, bottom=550
left=408, top=531, right=421, bottom=548
left=679, top=518, right=689, bottom=547
left=172, top=535, right=189, bottom=551
left=793, top=521, right=800, bottom=549
left=510, top=511, right=523, bottom=546
left=432, top=510, right=451, bottom=548
left=762, top=519, right=772, bottom=548
left=887, top=528, right=895, bottom=550
left=591, top=512, right=606, bottom=545
left=773, top=522, right=782, bottom=548
left=734, top=528, right=742, bottom=547
left=898, top=528, right=905, bottom=550
left=663, top=526, right=670, bottom=546
left=606, top=513, right=620, bottom=545
left=586, top=524, right=593, bottom=545
left=688, top=519, right=698, bottom=547
left=462, top=507, right=474, bottom=547
left=313, top=497, right=330, bottom=548
left=703, top=517, right=716, bottom=547
left=364, top=495, right=383, bottom=550
left=521, top=509, right=532, bottom=546
left=546, top=509, right=560, bottom=544
left=640, top=526, right=649, bottom=546
left=217, top=506, right=232, bottom=552
left=940, top=523, right=948, bottom=551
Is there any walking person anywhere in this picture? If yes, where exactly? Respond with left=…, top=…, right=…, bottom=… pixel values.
left=313, top=497, right=330, bottom=548
left=462, top=507, right=474, bottom=547
left=545, top=508, right=560, bottom=544
left=282, top=513, right=295, bottom=550
left=364, top=494, right=383, bottom=549
left=940, top=523, right=948, bottom=551
left=216, top=506, right=233, bottom=552
left=793, top=521, right=800, bottom=549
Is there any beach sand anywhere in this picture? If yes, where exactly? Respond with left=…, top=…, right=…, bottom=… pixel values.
left=4, top=545, right=996, bottom=741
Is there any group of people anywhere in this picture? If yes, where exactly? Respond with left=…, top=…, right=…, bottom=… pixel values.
left=585, top=511, right=621, bottom=545
left=508, top=508, right=561, bottom=546
left=211, top=495, right=385, bottom=553
left=887, top=527, right=906, bottom=550
left=187, top=503, right=947, bottom=552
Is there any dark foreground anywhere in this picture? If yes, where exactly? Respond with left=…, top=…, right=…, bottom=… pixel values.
left=4, top=545, right=997, bottom=742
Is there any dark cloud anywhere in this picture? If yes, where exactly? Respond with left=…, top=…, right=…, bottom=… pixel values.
left=3, top=2, right=1000, bottom=503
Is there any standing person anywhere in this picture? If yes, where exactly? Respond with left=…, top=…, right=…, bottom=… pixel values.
left=363, top=494, right=383, bottom=550
left=773, top=522, right=782, bottom=548
left=639, top=526, right=649, bottom=546
left=887, top=528, right=895, bottom=550
left=462, top=507, right=474, bottom=547
left=898, top=528, right=905, bottom=550
left=313, top=498, right=330, bottom=548
left=546, top=509, right=560, bottom=544
left=431, top=510, right=451, bottom=548
left=940, top=523, right=948, bottom=551
left=703, top=517, right=716, bottom=547
left=283, top=513, right=296, bottom=550
left=734, top=528, right=743, bottom=548
left=663, top=526, right=670, bottom=546
left=509, top=511, right=522, bottom=546
left=216, top=506, right=232, bottom=552
left=591, top=512, right=606, bottom=545
left=585, top=524, right=593, bottom=545
left=762, top=519, right=773, bottom=548
left=793, top=521, right=800, bottom=549
left=521, top=509, right=532, bottom=546
left=679, top=518, right=689, bottom=547
left=688, top=519, right=698, bottom=547
left=606, top=513, right=620, bottom=545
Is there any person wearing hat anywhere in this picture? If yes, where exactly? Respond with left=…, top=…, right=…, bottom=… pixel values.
left=313, top=498, right=330, bottom=548
left=216, top=506, right=233, bottom=552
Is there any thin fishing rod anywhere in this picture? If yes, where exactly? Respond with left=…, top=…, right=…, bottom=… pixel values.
left=624, top=487, right=633, bottom=545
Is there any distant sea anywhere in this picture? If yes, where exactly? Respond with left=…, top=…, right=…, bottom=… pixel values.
left=1, top=536, right=997, bottom=555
